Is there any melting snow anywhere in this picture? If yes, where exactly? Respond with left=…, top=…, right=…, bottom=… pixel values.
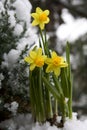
left=0, top=113, right=87, bottom=130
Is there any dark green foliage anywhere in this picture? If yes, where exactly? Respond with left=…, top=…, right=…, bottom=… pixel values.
left=0, top=0, right=27, bottom=64
left=0, top=11, right=17, bottom=63
left=0, top=0, right=31, bottom=121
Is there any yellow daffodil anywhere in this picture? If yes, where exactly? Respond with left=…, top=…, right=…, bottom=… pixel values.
left=45, top=51, right=68, bottom=76
left=24, top=48, right=47, bottom=71
left=31, top=7, right=50, bottom=30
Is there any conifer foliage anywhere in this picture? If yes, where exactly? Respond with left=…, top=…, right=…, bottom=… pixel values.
left=0, top=0, right=37, bottom=120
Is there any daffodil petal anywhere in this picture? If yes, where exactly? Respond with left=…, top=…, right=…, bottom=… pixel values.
left=60, top=57, right=64, bottom=62
left=36, top=7, right=42, bottom=14
left=30, top=64, right=36, bottom=71
left=24, top=57, right=33, bottom=63
left=52, top=51, right=57, bottom=58
left=31, top=13, right=38, bottom=19
left=45, top=58, right=52, bottom=64
left=32, top=20, right=39, bottom=26
left=44, top=18, right=50, bottom=23
left=46, top=64, right=53, bottom=73
left=37, top=48, right=42, bottom=56
left=42, top=55, right=47, bottom=61
left=54, top=68, right=60, bottom=76
left=60, top=62, right=68, bottom=68
left=39, top=23, right=45, bottom=30
left=44, top=10, right=50, bottom=15
left=30, top=51, right=36, bottom=59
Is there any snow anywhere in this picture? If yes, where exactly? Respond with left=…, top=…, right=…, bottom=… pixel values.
left=0, top=1, right=5, bottom=15
left=2, top=49, right=21, bottom=68
left=8, top=10, right=16, bottom=27
left=64, top=117, right=87, bottom=130
left=1, top=0, right=38, bottom=69
left=13, top=0, right=32, bottom=28
left=13, top=24, right=23, bottom=36
left=4, top=101, right=19, bottom=116
left=32, top=123, right=59, bottom=130
left=16, top=38, right=30, bottom=51
left=0, top=113, right=87, bottom=130
left=57, top=9, right=87, bottom=42
left=9, top=101, right=19, bottom=116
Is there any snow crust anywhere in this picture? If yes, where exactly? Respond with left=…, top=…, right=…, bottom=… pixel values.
left=0, top=113, right=87, bottom=130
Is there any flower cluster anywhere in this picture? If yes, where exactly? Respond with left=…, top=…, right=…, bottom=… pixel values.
left=24, top=7, right=72, bottom=124
left=24, top=48, right=68, bottom=76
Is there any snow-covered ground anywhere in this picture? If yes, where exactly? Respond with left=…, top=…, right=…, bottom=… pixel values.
left=0, top=113, right=87, bottom=130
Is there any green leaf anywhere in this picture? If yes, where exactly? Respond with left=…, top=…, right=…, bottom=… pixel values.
left=61, top=68, right=69, bottom=97
left=52, top=74, right=64, bottom=97
left=66, top=42, right=72, bottom=118
left=42, top=76, right=61, bottom=101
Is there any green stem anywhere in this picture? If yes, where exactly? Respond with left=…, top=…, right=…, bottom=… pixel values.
left=33, top=76, right=40, bottom=121
left=61, top=101, right=66, bottom=122
left=42, top=76, right=61, bottom=101
left=30, top=71, right=40, bottom=121
left=52, top=74, right=64, bottom=97
left=29, top=71, right=35, bottom=119
left=38, top=68, right=45, bottom=122
left=39, top=28, right=45, bottom=52
left=39, top=29, right=53, bottom=119
left=39, top=28, right=50, bottom=56
left=54, top=99, right=58, bottom=115
left=66, top=42, right=72, bottom=119
left=68, top=79, right=72, bottom=119
left=44, top=29, right=51, bottom=56
left=45, top=87, right=53, bottom=119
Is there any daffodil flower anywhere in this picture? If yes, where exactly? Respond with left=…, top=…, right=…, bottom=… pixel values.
left=45, top=51, right=68, bottom=76
left=31, top=7, right=50, bottom=30
left=24, top=48, right=47, bottom=71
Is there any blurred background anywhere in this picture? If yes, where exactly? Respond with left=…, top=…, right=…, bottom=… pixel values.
left=0, top=0, right=87, bottom=123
